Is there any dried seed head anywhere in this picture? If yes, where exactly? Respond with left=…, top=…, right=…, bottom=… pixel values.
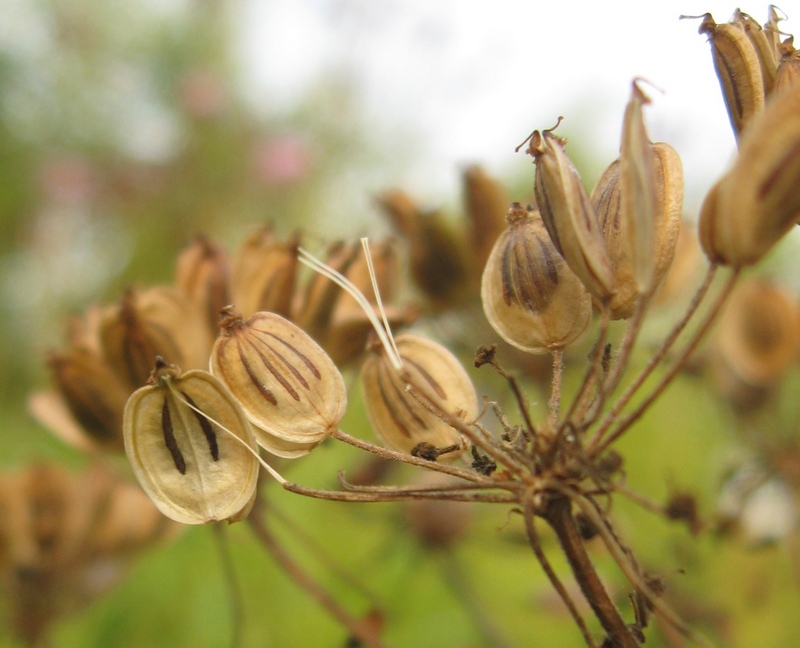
left=320, top=240, right=416, bottom=365
left=732, top=9, right=779, bottom=96
left=100, top=286, right=211, bottom=390
left=361, top=333, right=477, bottom=461
left=462, top=165, right=510, bottom=273
left=713, top=279, right=800, bottom=387
left=775, top=38, right=800, bottom=96
left=0, top=462, right=175, bottom=644
left=175, top=235, right=231, bottom=335
left=698, top=80, right=800, bottom=266
left=523, top=123, right=615, bottom=302
left=46, top=348, right=130, bottom=450
left=210, top=306, right=347, bottom=457
left=293, top=240, right=361, bottom=344
left=698, top=13, right=765, bottom=139
left=230, top=225, right=299, bottom=318
left=123, top=358, right=259, bottom=524
left=592, top=88, right=684, bottom=320
left=377, top=190, right=470, bottom=307
left=481, top=204, right=591, bottom=352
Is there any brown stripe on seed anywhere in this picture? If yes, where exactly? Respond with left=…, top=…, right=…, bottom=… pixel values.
left=377, top=362, right=426, bottom=436
left=402, top=356, right=447, bottom=400
left=758, top=139, right=800, bottom=200
left=180, top=390, right=220, bottom=461
left=161, top=398, right=186, bottom=474
left=236, top=340, right=278, bottom=405
left=259, top=329, right=322, bottom=380
left=246, top=338, right=301, bottom=402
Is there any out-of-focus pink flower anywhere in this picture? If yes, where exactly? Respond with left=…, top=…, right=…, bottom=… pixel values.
left=251, top=135, right=312, bottom=187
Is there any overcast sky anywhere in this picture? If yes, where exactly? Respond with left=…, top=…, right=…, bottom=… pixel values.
left=238, top=1, right=796, bottom=214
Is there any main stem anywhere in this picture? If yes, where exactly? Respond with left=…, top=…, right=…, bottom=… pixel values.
left=543, top=496, right=638, bottom=648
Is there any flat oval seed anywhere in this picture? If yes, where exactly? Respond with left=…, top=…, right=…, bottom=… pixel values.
left=123, top=362, right=259, bottom=525
left=211, top=308, right=347, bottom=456
left=361, top=333, right=478, bottom=461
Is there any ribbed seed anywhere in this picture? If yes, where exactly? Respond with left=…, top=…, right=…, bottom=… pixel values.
left=99, top=286, right=211, bottom=390
left=699, top=79, right=800, bottom=266
left=47, top=348, right=130, bottom=449
left=698, top=13, right=765, bottom=139
left=210, top=306, right=347, bottom=458
left=361, top=333, right=477, bottom=461
left=524, top=124, right=615, bottom=302
left=230, top=225, right=299, bottom=319
left=481, top=204, right=591, bottom=351
left=175, top=235, right=231, bottom=336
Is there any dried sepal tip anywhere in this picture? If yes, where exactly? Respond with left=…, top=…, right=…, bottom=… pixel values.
left=123, top=358, right=259, bottom=525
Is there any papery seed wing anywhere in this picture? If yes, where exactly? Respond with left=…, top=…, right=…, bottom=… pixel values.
left=123, top=369, right=259, bottom=525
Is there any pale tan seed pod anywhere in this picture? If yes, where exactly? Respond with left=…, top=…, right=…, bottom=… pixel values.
left=775, top=38, right=800, bottom=96
left=230, top=225, right=299, bottom=319
left=481, top=204, right=591, bottom=352
left=698, top=13, right=765, bottom=139
left=524, top=124, right=615, bottom=302
left=100, top=286, right=212, bottom=390
left=714, top=279, right=800, bottom=387
left=462, top=165, right=510, bottom=273
left=210, top=306, right=347, bottom=457
left=360, top=333, right=477, bottom=461
left=377, top=189, right=470, bottom=307
left=175, top=235, right=231, bottom=336
left=732, top=9, right=779, bottom=96
left=293, top=240, right=360, bottom=341
left=320, top=240, right=415, bottom=366
left=698, top=80, right=800, bottom=266
left=45, top=348, right=130, bottom=449
left=592, top=139, right=683, bottom=319
left=123, top=359, right=259, bottom=524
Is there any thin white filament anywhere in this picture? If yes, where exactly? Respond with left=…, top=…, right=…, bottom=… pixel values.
left=166, top=382, right=287, bottom=485
left=360, top=237, right=401, bottom=364
left=298, top=246, right=402, bottom=370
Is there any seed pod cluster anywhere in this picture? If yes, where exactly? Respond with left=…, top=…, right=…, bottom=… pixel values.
left=523, top=123, right=615, bottom=302
left=361, top=333, right=477, bottom=461
left=374, top=167, right=523, bottom=314
left=100, top=286, right=212, bottom=390
left=175, top=234, right=232, bottom=336
left=211, top=306, right=347, bottom=458
left=698, top=79, right=800, bottom=266
left=591, top=82, right=684, bottom=318
left=124, top=358, right=259, bottom=524
left=695, top=9, right=793, bottom=141
left=698, top=12, right=766, bottom=139
left=481, top=203, right=591, bottom=352
left=707, top=278, right=800, bottom=412
left=45, top=348, right=130, bottom=450
left=0, top=462, right=176, bottom=644
left=230, top=225, right=299, bottom=319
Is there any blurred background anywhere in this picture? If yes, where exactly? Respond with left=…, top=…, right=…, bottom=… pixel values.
left=2, top=1, right=800, bottom=646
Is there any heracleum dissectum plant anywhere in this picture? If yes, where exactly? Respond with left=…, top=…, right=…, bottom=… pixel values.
left=25, top=6, right=800, bottom=647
